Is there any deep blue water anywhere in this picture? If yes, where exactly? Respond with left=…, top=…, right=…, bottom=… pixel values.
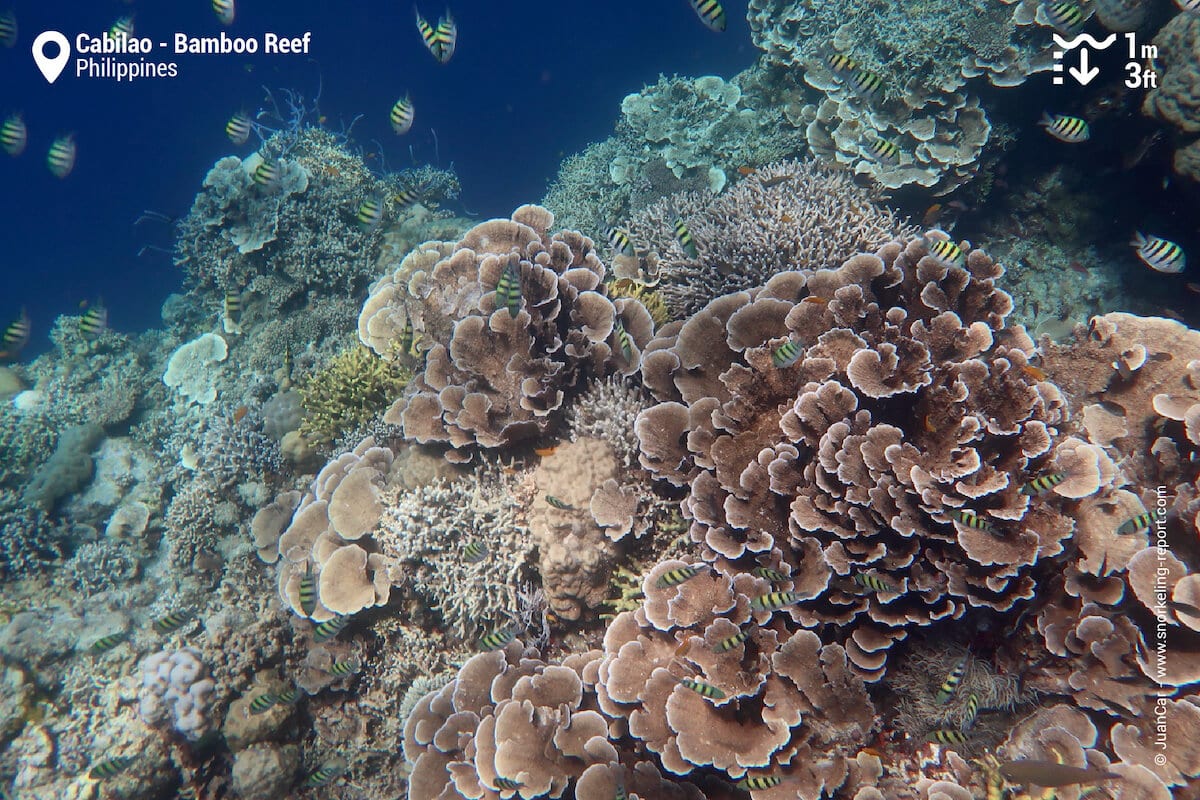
left=0, top=0, right=754, bottom=356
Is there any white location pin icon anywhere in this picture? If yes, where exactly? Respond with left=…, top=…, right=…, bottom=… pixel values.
left=32, top=31, right=70, bottom=84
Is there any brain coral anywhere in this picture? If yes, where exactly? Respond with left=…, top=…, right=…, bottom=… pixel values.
left=358, top=204, right=653, bottom=459
left=635, top=235, right=1076, bottom=680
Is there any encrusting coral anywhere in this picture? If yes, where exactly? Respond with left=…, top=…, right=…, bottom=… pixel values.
left=358, top=204, right=654, bottom=460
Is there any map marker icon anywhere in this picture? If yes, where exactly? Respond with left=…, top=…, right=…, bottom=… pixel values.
left=32, top=31, right=70, bottom=84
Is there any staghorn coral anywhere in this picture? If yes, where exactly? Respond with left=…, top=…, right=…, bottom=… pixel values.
left=358, top=204, right=653, bottom=459
left=624, top=159, right=915, bottom=320
left=374, top=461, right=533, bottom=640
left=635, top=236, right=1076, bottom=682
left=566, top=376, right=651, bottom=470
left=298, top=345, right=412, bottom=445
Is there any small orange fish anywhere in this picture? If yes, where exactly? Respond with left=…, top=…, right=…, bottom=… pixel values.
left=1021, top=364, right=1047, bottom=381
left=922, top=203, right=944, bottom=227
left=232, top=405, right=249, bottom=423
left=534, top=445, right=557, bottom=457
left=802, top=296, right=828, bottom=304
left=779, top=214, right=794, bottom=223
left=737, top=166, right=756, bottom=176
left=924, top=415, right=936, bottom=433
left=674, top=638, right=692, bottom=658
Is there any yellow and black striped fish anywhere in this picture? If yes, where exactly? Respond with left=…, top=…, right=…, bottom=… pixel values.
left=750, top=591, right=802, bottom=610
left=90, top=632, right=126, bottom=654
left=949, top=508, right=994, bottom=533
left=927, top=728, right=968, bottom=745
left=329, top=657, right=361, bottom=677
left=1116, top=511, right=1153, bottom=536
left=865, top=137, right=901, bottom=166
left=673, top=217, right=698, bottom=258
left=679, top=677, right=725, bottom=699
left=1, top=113, right=27, bottom=156
left=479, top=627, right=515, bottom=650
left=0, top=10, right=16, bottom=48
left=88, top=755, right=135, bottom=781
left=432, top=10, right=457, bottom=63
left=390, top=96, right=415, bottom=135
left=394, top=185, right=422, bottom=208
left=304, top=761, right=347, bottom=787
left=1039, top=112, right=1090, bottom=144
left=299, top=563, right=317, bottom=616
left=356, top=197, right=384, bottom=231
left=926, top=237, right=965, bottom=268
left=152, top=610, right=192, bottom=635
left=224, top=289, right=242, bottom=325
left=546, top=494, right=575, bottom=510
left=655, top=565, right=700, bottom=589
left=735, top=775, right=782, bottom=790
left=688, top=0, right=726, bottom=31
left=846, top=68, right=884, bottom=100
left=463, top=540, right=488, bottom=563
left=854, top=573, right=899, bottom=594
left=313, top=615, right=350, bottom=643
left=108, top=15, right=134, bottom=40
left=606, top=226, right=635, bottom=258
left=495, top=262, right=522, bottom=318
left=2, top=309, right=30, bottom=355
left=226, top=112, right=251, bottom=145
left=80, top=305, right=108, bottom=339
left=934, top=653, right=969, bottom=704
left=399, top=316, right=416, bottom=357
left=415, top=7, right=438, bottom=52
left=1131, top=233, right=1185, bottom=274
left=772, top=340, right=801, bottom=368
left=252, top=157, right=281, bottom=190
left=826, top=52, right=858, bottom=75
left=495, top=777, right=523, bottom=790
left=248, top=692, right=284, bottom=714
left=47, top=134, right=77, bottom=179
left=1043, top=1, right=1090, bottom=35
left=963, top=692, right=980, bottom=725
left=713, top=627, right=750, bottom=653
left=213, top=0, right=236, bottom=25
left=614, top=320, right=633, bottom=361
left=1018, top=472, right=1065, bottom=496
left=751, top=566, right=787, bottom=583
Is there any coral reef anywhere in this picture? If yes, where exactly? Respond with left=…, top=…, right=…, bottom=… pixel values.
left=623, top=159, right=915, bottom=319
left=298, top=346, right=412, bottom=445
left=359, top=204, right=652, bottom=459
left=1144, top=13, right=1200, bottom=181
left=747, top=0, right=1052, bottom=193
left=635, top=236, right=1072, bottom=681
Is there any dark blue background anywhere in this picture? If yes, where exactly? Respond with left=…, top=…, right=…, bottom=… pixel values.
left=0, top=0, right=753, bottom=354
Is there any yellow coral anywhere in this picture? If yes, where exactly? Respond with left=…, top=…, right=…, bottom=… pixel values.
left=599, top=564, right=646, bottom=621
left=608, top=278, right=670, bottom=326
left=299, top=346, right=411, bottom=444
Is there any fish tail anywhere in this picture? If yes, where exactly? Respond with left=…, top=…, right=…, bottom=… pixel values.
left=1130, top=231, right=1146, bottom=248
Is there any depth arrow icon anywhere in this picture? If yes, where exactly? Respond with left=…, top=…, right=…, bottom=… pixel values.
left=1069, top=48, right=1100, bottom=85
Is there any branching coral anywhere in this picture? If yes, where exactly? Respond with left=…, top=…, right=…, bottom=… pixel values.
left=623, top=159, right=915, bottom=319
left=298, top=346, right=412, bottom=445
